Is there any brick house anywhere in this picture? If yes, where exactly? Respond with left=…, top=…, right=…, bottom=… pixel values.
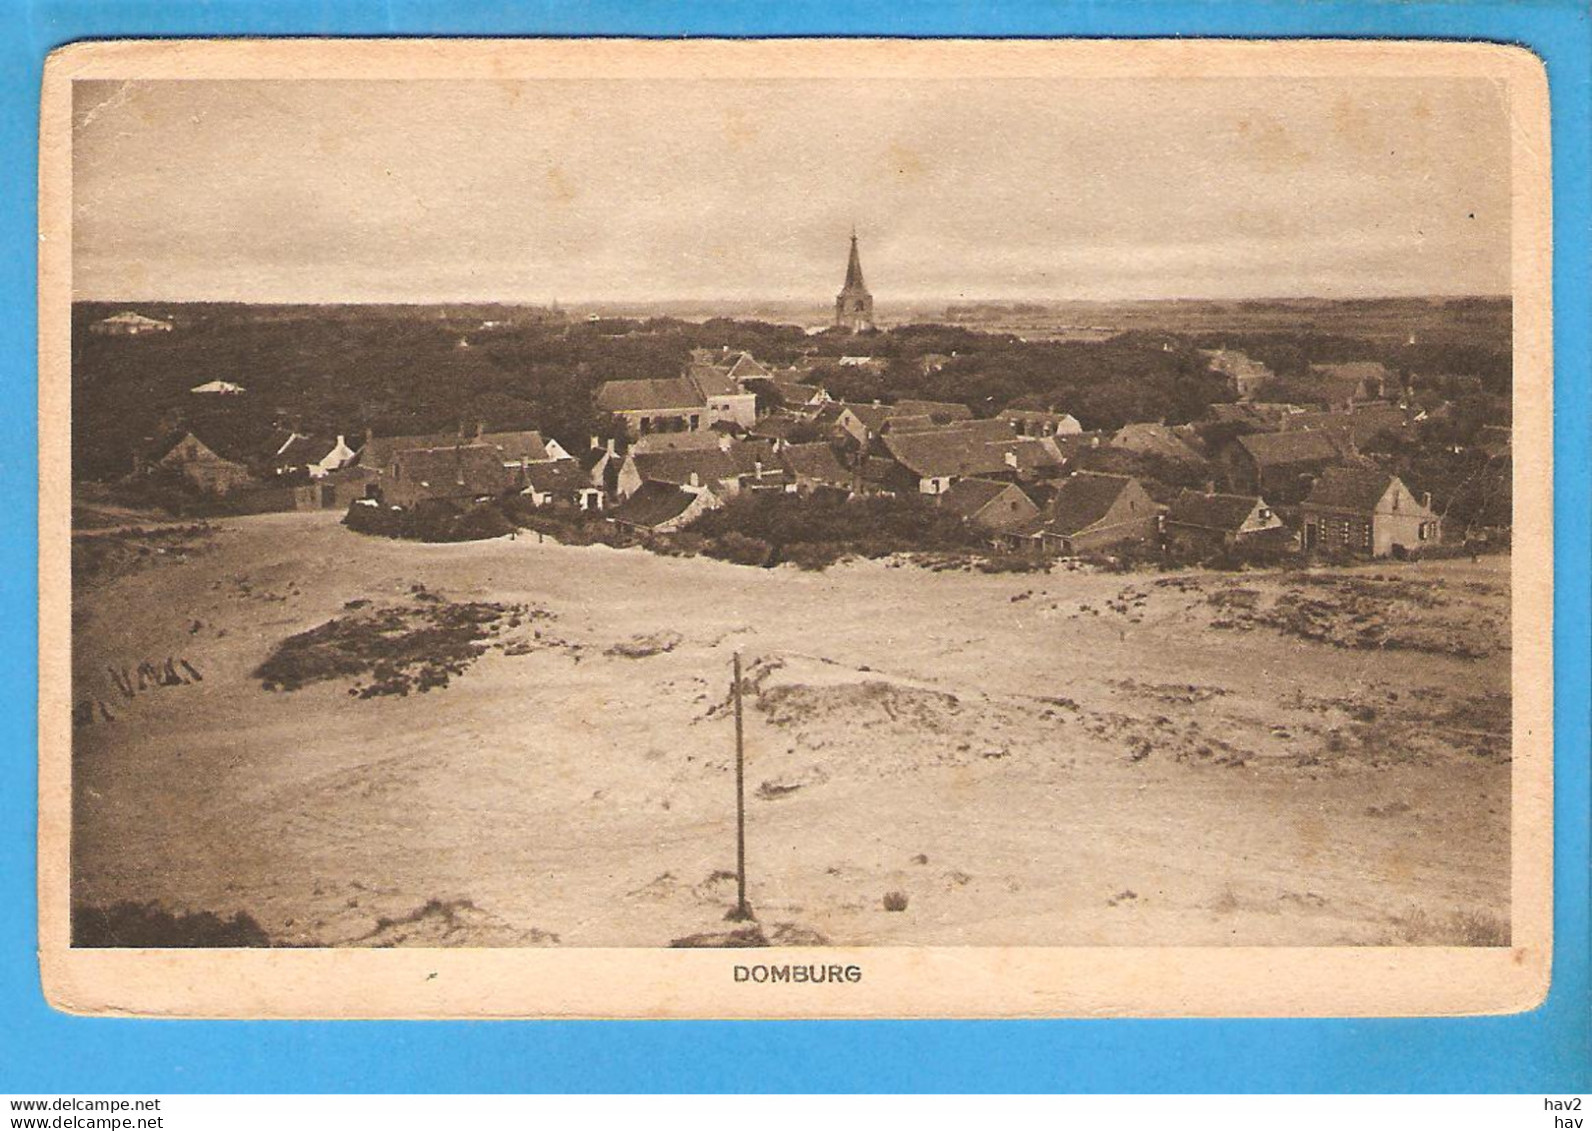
left=595, top=377, right=708, bottom=438
left=381, top=444, right=514, bottom=509
left=1036, top=472, right=1158, bottom=555
left=1299, top=468, right=1441, bottom=557
left=938, top=477, right=1041, bottom=534
left=154, top=431, right=255, bottom=495
left=1221, top=430, right=1346, bottom=502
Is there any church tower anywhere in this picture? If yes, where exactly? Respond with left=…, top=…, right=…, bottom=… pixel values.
left=834, top=231, right=875, bottom=332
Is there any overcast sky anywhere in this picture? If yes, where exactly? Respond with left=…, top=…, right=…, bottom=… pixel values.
left=72, top=76, right=1512, bottom=304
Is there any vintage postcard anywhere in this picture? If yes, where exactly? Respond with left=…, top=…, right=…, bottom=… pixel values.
left=38, top=38, right=1552, bottom=1018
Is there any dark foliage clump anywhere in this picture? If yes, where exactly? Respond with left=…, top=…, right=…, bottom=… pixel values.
left=687, top=492, right=987, bottom=570
left=254, top=598, right=525, bottom=695
left=343, top=499, right=514, bottom=543
left=73, top=901, right=272, bottom=947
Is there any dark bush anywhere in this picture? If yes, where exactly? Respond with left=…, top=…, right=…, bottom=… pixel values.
left=73, top=901, right=272, bottom=947
left=686, top=492, right=986, bottom=570
left=343, top=498, right=516, bottom=543
left=780, top=541, right=851, bottom=571
left=974, top=554, right=1050, bottom=574
left=704, top=531, right=775, bottom=567
left=450, top=501, right=515, bottom=541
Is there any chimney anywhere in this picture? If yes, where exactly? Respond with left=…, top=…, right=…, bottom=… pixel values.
left=589, top=434, right=600, bottom=451
left=689, top=471, right=701, bottom=488
left=1423, top=491, right=1432, bottom=510
left=364, top=427, right=374, bottom=448
left=475, top=421, right=486, bottom=440
left=1204, top=479, right=1216, bottom=495
left=754, top=459, right=764, bottom=479
left=606, top=438, right=617, bottom=457
left=1004, top=450, right=1018, bottom=469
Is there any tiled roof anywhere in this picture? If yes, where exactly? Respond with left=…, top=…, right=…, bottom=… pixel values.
left=882, top=414, right=937, bottom=434
left=1283, top=407, right=1410, bottom=448
left=895, top=399, right=973, bottom=423
left=881, top=428, right=1011, bottom=480
left=523, top=460, right=590, bottom=495
left=781, top=442, right=852, bottom=487
left=1111, top=422, right=1206, bottom=463
left=686, top=364, right=740, bottom=398
left=939, top=476, right=1018, bottom=519
left=998, top=408, right=1081, bottom=430
left=725, top=353, right=773, bottom=380
left=1310, top=361, right=1392, bottom=383
left=1303, top=467, right=1404, bottom=513
left=1045, top=472, right=1139, bottom=536
left=478, top=430, right=556, bottom=463
left=595, top=377, right=706, bottom=414
left=631, top=447, right=742, bottom=487
left=631, top=431, right=722, bottom=454
left=1166, top=490, right=1264, bottom=532
left=1004, top=437, right=1065, bottom=472
left=1234, top=430, right=1342, bottom=467
left=840, top=403, right=895, bottom=432
left=390, top=445, right=514, bottom=495
left=276, top=434, right=339, bottom=466
left=358, top=431, right=469, bottom=471
left=611, top=480, right=701, bottom=529
left=154, top=429, right=250, bottom=466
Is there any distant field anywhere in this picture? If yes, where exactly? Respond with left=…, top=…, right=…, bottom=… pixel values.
left=70, top=512, right=1511, bottom=948
left=75, top=294, right=1510, bottom=345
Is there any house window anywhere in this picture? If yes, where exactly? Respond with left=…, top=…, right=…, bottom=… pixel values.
left=1258, top=507, right=1271, bottom=520
left=1418, top=522, right=1431, bottom=541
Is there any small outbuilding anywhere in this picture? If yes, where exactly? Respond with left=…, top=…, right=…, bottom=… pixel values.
left=1164, top=489, right=1287, bottom=553
left=938, top=477, right=1041, bottom=535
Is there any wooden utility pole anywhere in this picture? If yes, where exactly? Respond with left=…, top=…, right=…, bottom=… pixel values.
left=728, top=651, right=753, bottom=921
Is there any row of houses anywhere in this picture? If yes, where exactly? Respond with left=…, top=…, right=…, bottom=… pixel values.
left=1199, top=349, right=1395, bottom=408
left=146, top=421, right=596, bottom=513
left=143, top=342, right=1451, bottom=557
left=590, top=347, right=1446, bottom=557
left=933, top=467, right=1438, bottom=560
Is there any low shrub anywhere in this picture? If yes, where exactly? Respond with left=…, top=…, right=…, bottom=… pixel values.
left=704, top=531, right=775, bottom=567
left=343, top=498, right=515, bottom=543
left=779, top=541, right=851, bottom=571
left=73, top=901, right=272, bottom=947
left=254, top=598, right=524, bottom=695
left=685, top=492, right=986, bottom=570
left=974, top=554, right=1050, bottom=574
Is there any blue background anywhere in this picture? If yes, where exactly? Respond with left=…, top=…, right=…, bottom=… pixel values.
left=1, top=0, right=1586, bottom=1094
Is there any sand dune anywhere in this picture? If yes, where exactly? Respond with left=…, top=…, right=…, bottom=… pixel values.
left=69, top=511, right=1511, bottom=947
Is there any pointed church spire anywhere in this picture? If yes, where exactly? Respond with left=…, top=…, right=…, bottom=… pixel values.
left=835, top=230, right=875, bottom=332
left=844, top=231, right=867, bottom=292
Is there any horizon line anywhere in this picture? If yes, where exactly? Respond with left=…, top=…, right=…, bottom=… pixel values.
left=72, top=293, right=1514, bottom=309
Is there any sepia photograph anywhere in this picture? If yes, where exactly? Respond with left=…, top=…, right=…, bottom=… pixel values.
left=37, top=38, right=1552, bottom=1018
